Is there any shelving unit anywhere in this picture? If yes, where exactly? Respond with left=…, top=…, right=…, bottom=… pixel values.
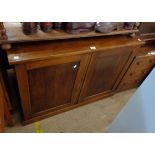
left=2, top=22, right=139, bottom=44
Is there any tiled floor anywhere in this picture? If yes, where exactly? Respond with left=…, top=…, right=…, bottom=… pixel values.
left=6, top=89, right=136, bottom=133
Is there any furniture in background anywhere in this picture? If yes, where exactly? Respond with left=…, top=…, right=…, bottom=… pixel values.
left=0, top=73, right=14, bottom=132
left=0, top=23, right=14, bottom=131
left=0, top=79, right=5, bottom=132
left=117, top=41, right=155, bottom=91
left=117, top=22, right=155, bottom=91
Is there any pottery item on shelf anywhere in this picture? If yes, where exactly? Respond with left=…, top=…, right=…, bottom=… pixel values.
left=95, top=22, right=125, bottom=33
left=40, top=22, right=53, bottom=33
left=114, top=22, right=125, bottom=30
left=95, top=22, right=116, bottom=33
left=124, top=22, right=136, bottom=30
left=134, top=22, right=141, bottom=29
left=22, top=22, right=38, bottom=35
left=65, top=22, right=96, bottom=34
left=54, top=22, right=65, bottom=30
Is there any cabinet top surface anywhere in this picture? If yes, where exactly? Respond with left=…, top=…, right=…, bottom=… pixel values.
left=7, top=35, right=143, bottom=65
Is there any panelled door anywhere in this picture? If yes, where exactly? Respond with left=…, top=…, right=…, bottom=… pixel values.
left=79, top=46, right=133, bottom=102
left=15, top=54, right=90, bottom=121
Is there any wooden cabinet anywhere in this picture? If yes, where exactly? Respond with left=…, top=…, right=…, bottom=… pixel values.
left=117, top=45, right=155, bottom=91
left=79, top=46, right=135, bottom=103
left=6, top=36, right=142, bottom=124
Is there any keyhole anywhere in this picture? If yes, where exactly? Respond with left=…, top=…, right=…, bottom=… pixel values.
left=73, top=65, right=78, bottom=69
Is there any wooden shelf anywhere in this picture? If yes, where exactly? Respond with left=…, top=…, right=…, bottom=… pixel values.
left=2, top=22, right=139, bottom=44
left=140, top=33, right=155, bottom=42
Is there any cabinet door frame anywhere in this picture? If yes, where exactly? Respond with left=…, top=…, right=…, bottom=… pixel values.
left=15, top=53, right=91, bottom=121
left=79, top=47, right=134, bottom=103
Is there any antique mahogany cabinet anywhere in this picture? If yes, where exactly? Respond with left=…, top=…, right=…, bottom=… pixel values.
left=6, top=36, right=142, bottom=124
left=1, top=22, right=155, bottom=125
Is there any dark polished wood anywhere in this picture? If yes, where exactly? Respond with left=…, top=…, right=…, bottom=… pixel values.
left=28, top=62, right=79, bottom=114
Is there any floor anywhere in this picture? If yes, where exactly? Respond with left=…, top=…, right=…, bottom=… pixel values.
left=6, top=89, right=136, bottom=133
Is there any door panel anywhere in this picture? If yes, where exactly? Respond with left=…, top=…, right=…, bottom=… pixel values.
left=79, top=47, right=132, bottom=101
left=28, top=62, right=79, bottom=114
